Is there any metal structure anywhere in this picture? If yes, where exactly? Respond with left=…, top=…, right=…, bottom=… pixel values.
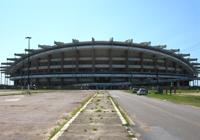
left=1, top=38, right=199, bottom=89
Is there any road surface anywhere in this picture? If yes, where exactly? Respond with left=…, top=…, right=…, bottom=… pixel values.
left=109, top=90, right=200, bottom=140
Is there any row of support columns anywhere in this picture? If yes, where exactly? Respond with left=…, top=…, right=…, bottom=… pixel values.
left=27, top=50, right=181, bottom=76
left=14, top=46, right=198, bottom=88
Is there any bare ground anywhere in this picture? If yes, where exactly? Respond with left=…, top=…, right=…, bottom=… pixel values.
left=0, top=90, right=94, bottom=140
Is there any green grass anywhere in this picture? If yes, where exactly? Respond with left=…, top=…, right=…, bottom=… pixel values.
left=176, top=89, right=200, bottom=94
left=148, top=93, right=200, bottom=107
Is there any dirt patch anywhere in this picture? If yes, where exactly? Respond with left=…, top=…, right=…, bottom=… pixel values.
left=0, top=90, right=94, bottom=140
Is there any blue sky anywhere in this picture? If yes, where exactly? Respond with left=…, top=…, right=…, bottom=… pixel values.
left=0, top=0, right=200, bottom=65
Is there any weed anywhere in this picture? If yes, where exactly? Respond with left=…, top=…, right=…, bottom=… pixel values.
left=95, top=109, right=102, bottom=112
left=96, top=99, right=101, bottom=102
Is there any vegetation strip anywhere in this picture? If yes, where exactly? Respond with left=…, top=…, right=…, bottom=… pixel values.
left=49, top=93, right=96, bottom=140
left=148, top=93, right=200, bottom=107
left=109, top=96, right=136, bottom=139
left=126, top=89, right=200, bottom=108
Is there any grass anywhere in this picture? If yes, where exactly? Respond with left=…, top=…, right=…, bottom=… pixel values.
left=148, top=93, right=200, bottom=107
left=176, top=89, right=200, bottom=94
left=125, top=89, right=200, bottom=107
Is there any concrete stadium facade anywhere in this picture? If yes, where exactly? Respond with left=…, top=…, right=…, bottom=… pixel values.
left=1, top=39, right=200, bottom=89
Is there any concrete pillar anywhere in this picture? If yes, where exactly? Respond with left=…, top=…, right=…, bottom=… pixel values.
left=61, top=52, right=64, bottom=72
left=48, top=55, right=52, bottom=73
left=61, top=78, right=64, bottom=88
left=140, top=52, right=143, bottom=72
left=177, top=81, right=180, bottom=88
left=75, top=47, right=79, bottom=72
left=36, top=78, right=39, bottom=88
left=36, top=58, right=40, bottom=73
left=125, top=49, right=129, bottom=71
left=47, top=78, right=51, bottom=88
left=152, top=55, right=157, bottom=72
left=153, top=55, right=159, bottom=88
left=109, top=47, right=112, bottom=71
left=164, top=58, right=168, bottom=73
left=173, top=62, right=177, bottom=73
left=92, top=46, right=95, bottom=72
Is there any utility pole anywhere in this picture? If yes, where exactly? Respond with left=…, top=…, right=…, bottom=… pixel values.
left=25, top=36, right=31, bottom=94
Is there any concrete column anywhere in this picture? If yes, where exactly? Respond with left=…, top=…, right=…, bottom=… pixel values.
left=75, top=47, right=79, bottom=85
left=61, top=78, right=64, bottom=88
left=164, top=58, right=168, bottom=73
left=153, top=55, right=159, bottom=86
left=109, top=47, right=112, bottom=71
left=125, top=49, right=129, bottom=71
left=48, top=55, right=52, bottom=73
left=92, top=46, right=95, bottom=72
left=140, top=52, right=143, bottom=72
left=61, top=52, right=64, bottom=72
left=36, top=58, right=40, bottom=73
left=176, top=81, right=180, bottom=88
left=36, top=78, right=39, bottom=87
left=47, top=78, right=51, bottom=88
left=153, top=55, right=158, bottom=73
left=173, top=62, right=177, bottom=73
left=75, top=47, right=79, bottom=72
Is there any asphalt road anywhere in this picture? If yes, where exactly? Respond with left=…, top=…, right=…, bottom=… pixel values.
left=109, top=90, right=200, bottom=140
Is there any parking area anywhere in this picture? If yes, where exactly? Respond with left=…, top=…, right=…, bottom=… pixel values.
left=0, top=90, right=94, bottom=140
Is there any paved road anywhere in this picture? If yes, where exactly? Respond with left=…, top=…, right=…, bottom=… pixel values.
left=109, top=90, right=200, bottom=140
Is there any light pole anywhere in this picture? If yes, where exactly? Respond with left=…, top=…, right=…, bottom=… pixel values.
left=25, top=36, right=31, bottom=94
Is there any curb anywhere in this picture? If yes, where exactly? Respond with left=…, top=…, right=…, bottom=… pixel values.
left=50, top=93, right=96, bottom=140
left=109, top=96, right=138, bottom=140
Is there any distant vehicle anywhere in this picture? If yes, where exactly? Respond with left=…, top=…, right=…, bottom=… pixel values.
left=137, top=88, right=148, bottom=95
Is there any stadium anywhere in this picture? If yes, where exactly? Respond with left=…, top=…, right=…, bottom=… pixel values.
left=1, top=38, right=200, bottom=89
